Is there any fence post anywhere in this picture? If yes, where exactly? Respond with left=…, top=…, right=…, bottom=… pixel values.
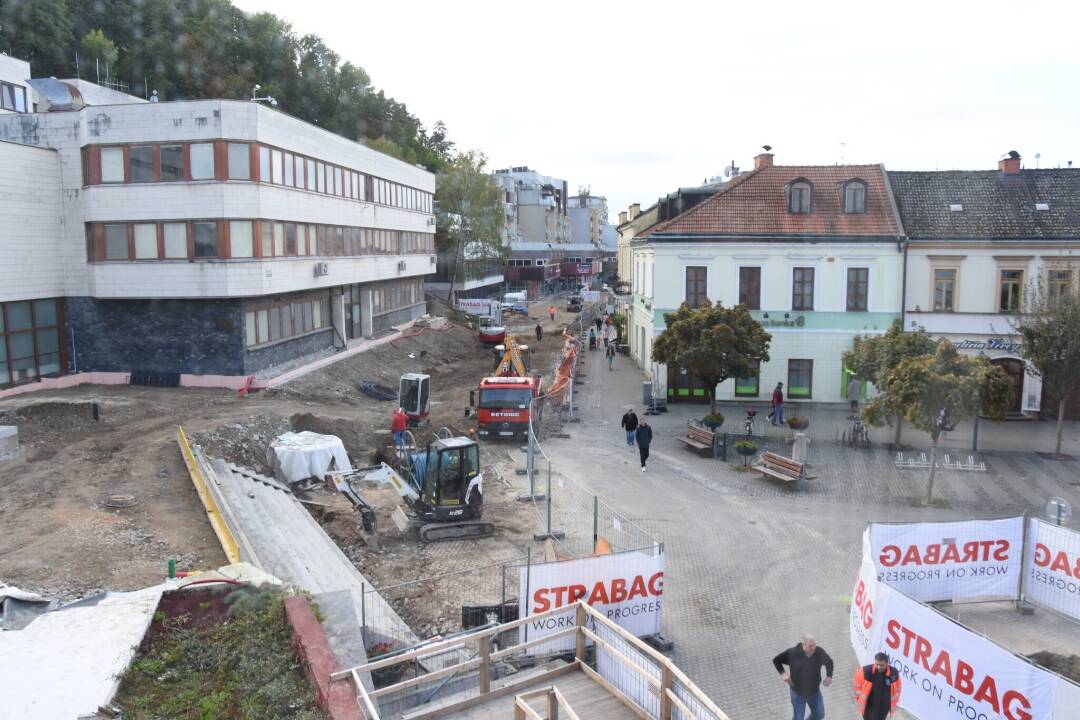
left=534, top=459, right=565, bottom=541
left=660, top=662, right=673, bottom=720
left=575, top=603, right=587, bottom=661
left=477, top=634, right=491, bottom=694
left=360, top=582, right=367, bottom=647
left=524, top=547, right=531, bottom=643
left=501, top=562, right=507, bottom=611
left=593, top=495, right=599, bottom=549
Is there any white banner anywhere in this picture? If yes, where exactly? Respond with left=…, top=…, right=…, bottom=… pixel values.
left=457, top=298, right=498, bottom=316
left=1023, top=519, right=1080, bottom=621
left=870, top=517, right=1024, bottom=602
left=518, top=551, right=664, bottom=655
left=850, top=530, right=894, bottom=666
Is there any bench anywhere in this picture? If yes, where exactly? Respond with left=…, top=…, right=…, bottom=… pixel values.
left=752, top=451, right=806, bottom=485
left=677, top=421, right=717, bottom=458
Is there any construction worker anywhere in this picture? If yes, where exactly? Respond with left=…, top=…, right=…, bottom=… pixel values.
left=535, top=322, right=544, bottom=342
left=548, top=305, right=556, bottom=322
left=391, top=407, right=408, bottom=446
left=852, top=652, right=902, bottom=720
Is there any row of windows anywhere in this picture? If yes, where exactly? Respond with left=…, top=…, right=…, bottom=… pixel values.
left=929, top=266, right=1073, bottom=313
left=785, top=178, right=867, bottom=214
left=684, top=266, right=870, bottom=312
left=372, top=279, right=425, bottom=316
left=1, top=81, right=28, bottom=113
left=82, top=141, right=433, bottom=212
left=85, top=220, right=434, bottom=262
left=244, top=295, right=332, bottom=349
left=0, top=299, right=62, bottom=387
left=733, top=359, right=814, bottom=399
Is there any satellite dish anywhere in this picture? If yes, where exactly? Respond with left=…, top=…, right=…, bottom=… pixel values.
left=1046, top=497, right=1072, bottom=526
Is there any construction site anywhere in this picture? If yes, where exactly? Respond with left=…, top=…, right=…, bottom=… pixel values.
left=0, top=296, right=713, bottom=720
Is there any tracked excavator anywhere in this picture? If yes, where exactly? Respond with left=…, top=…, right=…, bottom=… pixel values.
left=331, top=427, right=494, bottom=542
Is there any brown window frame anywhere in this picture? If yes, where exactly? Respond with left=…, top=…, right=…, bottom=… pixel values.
left=842, top=180, right=867, bottom=214
left=792, top=267, right=815, bottom=311
left=685, top=266, right=708, bottom=308
left=998, top=268, right=1024, bottom=313
left=0, top=298, right=66, bottom=388
left=787, top=359, right=813, bottom=399
left=738, top=266, right=761, bottom=310
left=846, top=267, right=869, bottom=312
left=787, top=180, right=812, bottom=214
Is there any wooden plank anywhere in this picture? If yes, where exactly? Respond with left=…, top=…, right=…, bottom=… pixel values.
left=478, top=635, right=491, bottom=694
left=552, top=687, right=582, bottom=720
left=400, top=661, right=581, bottom=720
left=667, top=666, right=733, bottom=720
left=370, top=658, right=481, bottom=698
left=514, top=699, right=544, bottom=720
left=665, top=687, right=696, bottom=720
left=575, top=604, right=587, bottom=661
left=491, top=626, right=578, bottom=661
left=660, top=663, right=673, bottom=720
left=579, top=663, right=651, bottom=720
left=584, top=605, right=671, bottom=666
left=351, top=669, right=381, bottom=720
left=177, top=427, right=241, bottom=564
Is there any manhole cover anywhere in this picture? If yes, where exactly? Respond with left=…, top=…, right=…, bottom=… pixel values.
left=104, top=494, right=138, bottom=509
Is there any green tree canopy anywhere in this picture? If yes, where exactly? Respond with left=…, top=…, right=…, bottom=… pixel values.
left=434, top=151, right=505, bottom=300
left=1012, top=282, right=1080, bottom=455
left=863, top=340, right=1011, bottom=504
left=79, top=29, right=118, bottom=75
left=843, top=319, right=937, bottom=446
left=652, top=301, right=771, bottom=415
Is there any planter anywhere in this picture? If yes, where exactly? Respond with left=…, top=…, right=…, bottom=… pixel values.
left=734, top=441, right=758, bottom=456
left=702, top=414, right=725, bottom=430
left=787, top=417, right=810, bottom=431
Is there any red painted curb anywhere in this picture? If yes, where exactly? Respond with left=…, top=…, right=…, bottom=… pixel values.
left=284, top=596, right=367, bottom=720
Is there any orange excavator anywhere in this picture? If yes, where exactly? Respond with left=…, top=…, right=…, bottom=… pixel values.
left=472, top=335, right=544, bottom=439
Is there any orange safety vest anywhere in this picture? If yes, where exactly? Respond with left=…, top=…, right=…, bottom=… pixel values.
left=852, top=664, right=901, bottom=716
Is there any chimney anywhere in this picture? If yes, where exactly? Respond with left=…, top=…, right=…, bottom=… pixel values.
left=754, top=152, right=774, bottom=170
left=999, top=150, right=1021, bottom=175
left=618, top=211, right=628, bottom=225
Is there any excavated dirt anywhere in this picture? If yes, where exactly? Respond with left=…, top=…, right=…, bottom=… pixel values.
left=0, top=306, right=584, bottom=618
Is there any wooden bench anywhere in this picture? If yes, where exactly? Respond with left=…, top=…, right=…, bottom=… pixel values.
left=677, top=421, right=716, bottom=458
left=752, top=451, right=806, bottom=485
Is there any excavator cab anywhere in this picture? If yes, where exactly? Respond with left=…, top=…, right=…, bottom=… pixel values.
left=410, top=434, right=491, bottom=541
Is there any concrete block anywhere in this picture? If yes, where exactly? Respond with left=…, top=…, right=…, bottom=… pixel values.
left=0, top=426, right=17, bottom=457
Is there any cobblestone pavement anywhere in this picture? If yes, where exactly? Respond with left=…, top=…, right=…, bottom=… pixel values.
left=531, top=346, right=1080, bottom=720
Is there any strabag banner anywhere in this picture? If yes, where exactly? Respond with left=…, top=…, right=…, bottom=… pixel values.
left=850, top=531, right=894, bottom=666
left=1023, top=519, right=1080, bottom=622
left=852, top=532, right=1080, bottom=720
left=869, top=517, right=1024, bottom=602
left=518, top=551, right=664, bottom=655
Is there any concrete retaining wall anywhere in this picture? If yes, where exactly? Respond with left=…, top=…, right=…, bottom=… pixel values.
left=284, top=596, right=366, bottom=720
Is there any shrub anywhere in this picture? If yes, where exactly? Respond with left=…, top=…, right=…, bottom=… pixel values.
left=702, top=413, right=724, bottom=429
left=734, top=440, right=758, bottom=455
left=787, top=416, right=810, bottom=430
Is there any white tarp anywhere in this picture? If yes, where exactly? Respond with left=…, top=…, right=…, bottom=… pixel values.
left=0, top=585, right=164, bottom=718
left=869, top=517, right=1024, bottom=602
left=1023, top=519, right=1080, bottom=621
left=267, top=431, right=352, bottom=484
left=518, top=551, right=664, bottom=655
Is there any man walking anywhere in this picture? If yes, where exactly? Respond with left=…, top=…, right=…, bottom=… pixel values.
left=621, top=408, right=639, bottom=448
left=535, top=322, right=544, bottom=343
left=852, top=652, right=902, bottom=720
left=847, top=375, right=860, bottom=412
left=391, top=406, right=408, bottom=447
left=769, top=382, right=785, bottom=426
left=773, top=635, right=833, bottom=720
left=594, top=316, right=603, bottom=334
left=606, top=341, right=616, bottom=370
left=548, top=304, right=556, bottom=322
left=635, top=419, right=653, bottom=472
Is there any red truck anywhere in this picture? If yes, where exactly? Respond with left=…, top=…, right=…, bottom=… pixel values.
left=474, top=375, right=543, bottom=439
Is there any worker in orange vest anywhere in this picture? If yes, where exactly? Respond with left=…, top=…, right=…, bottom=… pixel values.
left=391, top=407, right=408, bottom=446
left=547, top=305, right=556, bottom=321
left=852, top=652, right=902, bottom=720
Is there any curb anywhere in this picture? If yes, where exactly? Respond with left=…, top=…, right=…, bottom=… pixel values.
left=284, top=596, right=367, bottom=720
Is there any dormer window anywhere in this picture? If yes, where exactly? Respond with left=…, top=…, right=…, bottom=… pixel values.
left=787, top=179, right=812, bottom=214
left=949, top=204, right=963, bottom=212
left=1036, top=202, right=1050, bottom=212
left=841, top=179, right=867, bottom=214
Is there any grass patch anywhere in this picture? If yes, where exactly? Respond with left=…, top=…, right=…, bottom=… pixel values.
left=115, top=586, right=326, bottom=720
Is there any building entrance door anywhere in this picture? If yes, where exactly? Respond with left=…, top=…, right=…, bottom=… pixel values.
left=667, top=366, right=709, bottom=403
left=991, top=357, right=1025, bottom=414
left=344, top=284, right=362, bottom=340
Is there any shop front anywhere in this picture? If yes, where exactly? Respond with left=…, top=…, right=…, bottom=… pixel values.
left=944, top=335, right=1037, bottom=415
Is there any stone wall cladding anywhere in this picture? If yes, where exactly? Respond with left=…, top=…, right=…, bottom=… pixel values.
left=66, top=296, right=246, bottom=375
left=243, top=328, right=335, bottom=374
left=283, top=596, right=366, bottom=720
left=372, top=302, right=426, bottom=335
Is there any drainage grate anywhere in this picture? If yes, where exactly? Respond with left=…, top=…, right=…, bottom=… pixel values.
left=129, top=371, right=180, bottom=387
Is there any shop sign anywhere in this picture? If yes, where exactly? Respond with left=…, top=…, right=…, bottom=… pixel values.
left=759, top=315, right=806, bottom=328
left=576, top=263, right=594, bottom=274
left=952, top=338, right=1022, bottom=353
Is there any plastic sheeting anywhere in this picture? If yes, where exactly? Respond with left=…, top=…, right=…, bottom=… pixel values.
left=267, top=431, right=353, bottom=484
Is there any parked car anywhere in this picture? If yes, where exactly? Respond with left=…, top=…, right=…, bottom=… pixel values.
left=567, top=295, right=583, bottom=312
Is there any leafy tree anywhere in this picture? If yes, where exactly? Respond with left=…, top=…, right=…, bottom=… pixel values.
left=79, top=29, right=118, bottom=78
left=863, top=340, right=1011, bottom=505
left=1011, top=279, right=1080, bottom=456
left=652, top=301, right=772, bottom=415
left=843, top=319, right=937, bottom=447
left=434, top=151, right=506, bottom=301
left=0, top=0, right=75, bottom=75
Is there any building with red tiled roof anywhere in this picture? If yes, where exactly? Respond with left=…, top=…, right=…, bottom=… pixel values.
left=628, top=152, right=905, bottom=407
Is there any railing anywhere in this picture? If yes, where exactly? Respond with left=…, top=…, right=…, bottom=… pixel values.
left=333, top=601, right=730, bottom=720
left=514, top=686, right=580, bottom=720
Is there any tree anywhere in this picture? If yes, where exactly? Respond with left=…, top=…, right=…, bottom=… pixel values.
left=863, top=340, right=1011, bottom=505
left=651, top=301, right=771, bottom=416
left=1012, top=280, right=1080, bottom=456
left=843, top=319, right=937, bottom=447
left=79, top=29, right=118, bottom=79
left=434, top=151, right=506, bottom=302
left=0, top=0, right=74, bottom=76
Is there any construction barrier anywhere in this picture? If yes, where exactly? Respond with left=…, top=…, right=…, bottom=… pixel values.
left=852, top=530, right=1080, bottom=720
left=177, top=426, right=241, bottom=565
left=1024, top=519, right=1080, bottom=622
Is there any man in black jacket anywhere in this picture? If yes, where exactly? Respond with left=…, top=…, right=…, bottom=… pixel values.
left=635, top=419, right=653, bottom=472
left=621, top=409, right=639, bottom=448
left=773, top=634, right=833, bottom=720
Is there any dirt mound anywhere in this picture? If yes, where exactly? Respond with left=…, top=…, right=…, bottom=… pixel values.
left=1028, top=651, right=1080, bottom=684
left=290, top=412, right=371, bottom=462
left=191, top=414, right=290, bottom=475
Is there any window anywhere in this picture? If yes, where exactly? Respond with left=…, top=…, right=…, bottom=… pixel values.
left=846, top=267, right=869, bottom=311
left=316, top=162, right=326, bottom=193
left=1048, top=269, right=1073, bottom=308
left=271, top=149, right=283, bottom=184
left=101, top=147, right=125, bottom=183
left=245, top=311, right=257, bottom=347
left=685, top=266, right=708, bottom=308
left=228, top=143, right=250, bottom=180
left=261, top=222, right=273, bottom=257
left=283, top=152, right=294, bottom=186
left=334, top=167, right=343, bottom=196
left=130, top=145, right=154, bottom=182
left=133, top=224, right=158, bottom=259
left=104, top=224, right=128, bottom=260
left=163, top=223, right=187, bottom=258
left=792, top=267, right=814, bottom=311
left=285, top=223, right=297, bottom=255
left=159, top=145, right=184, bottom=181
left=788, top=180, right=812, bottom=213
left=295, top=155, right=305, bottom=188
left=344, top=171, right=352, bottom=198
left=735, top=360, right=760, bottom=397
left=306, top=158, right=316, bottom=190
left=190, top=143, right=214, bottom=180
left=788, top=359, right=813, bottom=399
left=999, top=269, right=1024, bottom=312
left=192, top=222, right=218, bottom=258
left=230, top=221, right=254, bottom=258
left=842, top=181, right=867, bottom=214
left=259, top=146, right=271, bottom=182
left=1, top=298, right=63, bottom=386
left=739, top=267, right=761, bottom=309
left=273, top=223, right=284, bottom=257
left=933, top=268, right=956, bottom=311
left=0, top=82, right=25, bottom=112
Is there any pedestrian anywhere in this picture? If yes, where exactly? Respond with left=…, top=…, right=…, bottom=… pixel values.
left=606, top=341, right=616, bottom=370
left=848, top=375, right=860, bottom=412
left=768, top=382, right=785, bottom=426
left=548, top=305, right=556, bottom=322
left=588, top=326, right=597, bottom=350
left=621, top=408, right=639, bottom=448
left=594, top=317, right=603, bottom=333
left=773, top=634, right=834, bottom=720
left=391, top=406, right=408, bottom=447
left=635, top=419, right=653, bottom=472
left=853, top=652, right=902, bottom=720
left=535, top=322, right=544, bottom=343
